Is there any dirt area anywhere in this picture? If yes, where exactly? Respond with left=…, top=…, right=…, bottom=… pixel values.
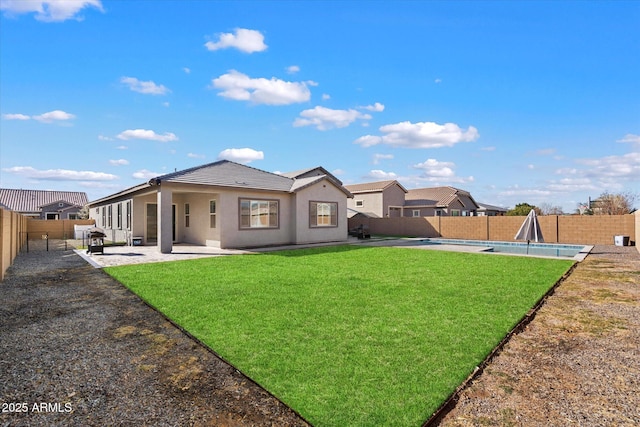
left=437, top=245, right=640, bottom=426
left=1, top=243, right=638, bottom=426
left=0, top=248, right=309, bottom=426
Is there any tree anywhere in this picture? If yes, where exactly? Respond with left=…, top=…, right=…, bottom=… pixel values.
left=591, top=191, right=637, bottom=215
left=538, top=202, right=564, bottom=215
left=506, top=203, right=540, bottom=216
left=77, top=204, right=90, bottom=220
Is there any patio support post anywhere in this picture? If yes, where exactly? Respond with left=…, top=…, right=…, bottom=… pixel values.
left=157, top=186, right=173, bottom=254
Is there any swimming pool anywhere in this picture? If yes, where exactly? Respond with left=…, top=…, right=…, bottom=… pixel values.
left=421, top=238, right=591, bottom=260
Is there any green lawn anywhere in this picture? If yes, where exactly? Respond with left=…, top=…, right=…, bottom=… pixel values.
left=105, top=245, right=573, bottom=426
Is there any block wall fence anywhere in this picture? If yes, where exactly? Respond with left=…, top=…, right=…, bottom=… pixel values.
left=0, top=208, right=28, bottom=281
left=26, top=219, right=95, bottom=240
left=349, top=213, right=639, bottom=250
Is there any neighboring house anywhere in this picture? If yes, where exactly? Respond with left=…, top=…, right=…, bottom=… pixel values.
left=345, top=182, right=483, bottom=217
left=88, top=160, right=353, bottom=252
left=0, top=188, right=88, bottom=219
left=403, top=186, right=479, bottom=217
left=344, top=180, right=408, bottom=218
left=477, top=202, right=508, bottom=216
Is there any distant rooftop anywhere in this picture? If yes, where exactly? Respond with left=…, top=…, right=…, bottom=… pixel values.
left=344, top=180, right=408, bottom=194
left=0, top=188, right=88, bottom=213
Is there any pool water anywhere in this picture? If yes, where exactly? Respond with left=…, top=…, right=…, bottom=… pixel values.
left=421, top=238, right=590, bottom=260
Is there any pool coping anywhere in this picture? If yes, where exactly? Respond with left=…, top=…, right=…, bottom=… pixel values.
left=423, top=238, right=593, bottom=262
left=356, top=238, right=593, bottom=262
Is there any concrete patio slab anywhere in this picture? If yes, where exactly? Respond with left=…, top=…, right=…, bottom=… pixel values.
left=75, top=244, right=255, bottom=268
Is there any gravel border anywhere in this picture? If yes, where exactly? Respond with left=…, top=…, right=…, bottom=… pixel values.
left=0, top=248, right=309, bottom=426
left=436, top=245, right=640, bottom=426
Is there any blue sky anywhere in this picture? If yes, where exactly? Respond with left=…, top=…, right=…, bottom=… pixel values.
left=1, top=0, right=638, bottom=212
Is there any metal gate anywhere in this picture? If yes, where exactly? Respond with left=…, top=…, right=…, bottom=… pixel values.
left=21, top=232, right=77, bottom=252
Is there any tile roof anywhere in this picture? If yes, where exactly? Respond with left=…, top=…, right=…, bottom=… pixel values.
left=152, top=160, right=295, bottom=192
left=405, top=186, right=474, bottom=207
left=90, top=160, right=352, bottom=204
left=0, top=188, right=89, bottom=213
left=477, top=202, right=508, bottom=212
left=344, top=180, right=407, bottom=194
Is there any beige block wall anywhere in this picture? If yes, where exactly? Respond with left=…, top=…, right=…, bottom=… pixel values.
left=350, top=214, right=636, bottom=245
left=1, top=209, right=29, bottom=281
left=633, top=210, right=640, bottom=252
left=26, top=219, right=95, bottom=240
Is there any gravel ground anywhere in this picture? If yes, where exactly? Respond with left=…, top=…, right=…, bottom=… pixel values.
left=0, top=247, right=308, bottom=426
left=1, top=243, right=638, bottom=426
left=437, top=245, right=640, bottom=426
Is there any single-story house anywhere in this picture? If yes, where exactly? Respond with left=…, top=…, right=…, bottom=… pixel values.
left=344, top=180, right=408, bottom=218
left=88, top=160, right=353, bottom=252
left=0, top=188, right=88, bottom=219
left=477, top=202, right=508, bottom=216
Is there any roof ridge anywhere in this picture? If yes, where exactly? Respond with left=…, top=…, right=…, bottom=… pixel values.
left=153, top=160, right=294, bottom=184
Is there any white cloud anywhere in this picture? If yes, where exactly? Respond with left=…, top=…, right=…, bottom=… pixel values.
left=31, top=110, right=76, bottom=123
left=617, top=133, right=640, bottom=146
left=217, top=147, right=264, bottom=164
left=412, top=159, right=456, bottom=178
left=322, top=93, right=331, bottom=100
left=528, top=164, right=535, bottom=170
left=121, top=76, right=170, bottom=95
left=372, top=153, right=394, bottom=165
left=408, top=158, right=475, bottom=184
left=3, top=166, right=117, bottom=181
left=293, top=106, right=371, bottom=130
left=211, top=70, right=313, bottom=105
left=116, top=129, right=178, bottom=142
left=183, top=67, right=191, bottom=74
left=132, top=169, right=160, bottom=180
left=3, top=110, right=75, bottom=123
left=109, top=159, right=129, bottom=166
left=205, top=28, right=267, bottom=53
left=354, top=121, right=479, bottom=148
left=2, top=113, right=30, bottom=120
left=286, top=65, right=300, bottom=74
left=115, top=145, right=128, bottom=150
left=434, top=78, right=442, bottom=84
left=361, top=102, right=385, bottom=112
left=98, top=134, right=114, bottom=141
left=367, top=169, right=398, bottom=180
left=0, top=0, right=103, bottom=22
left=498, top=187, right=553, bottom=197
left=576, top=152, right=640, bottom=180
left=546, top=178, right=597, bottom=192
left=187, top=152, right=205, bottom=159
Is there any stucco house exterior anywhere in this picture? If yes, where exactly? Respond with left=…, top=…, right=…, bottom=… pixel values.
left=402, top=187, right=480, bottom=217
left=345, top=181, right=481, bottom=217
left=88, top=160, right=353, bottom=252
left=345, top=180, right=408, bottom=218
left=0, top=188, right=88, bottom=219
